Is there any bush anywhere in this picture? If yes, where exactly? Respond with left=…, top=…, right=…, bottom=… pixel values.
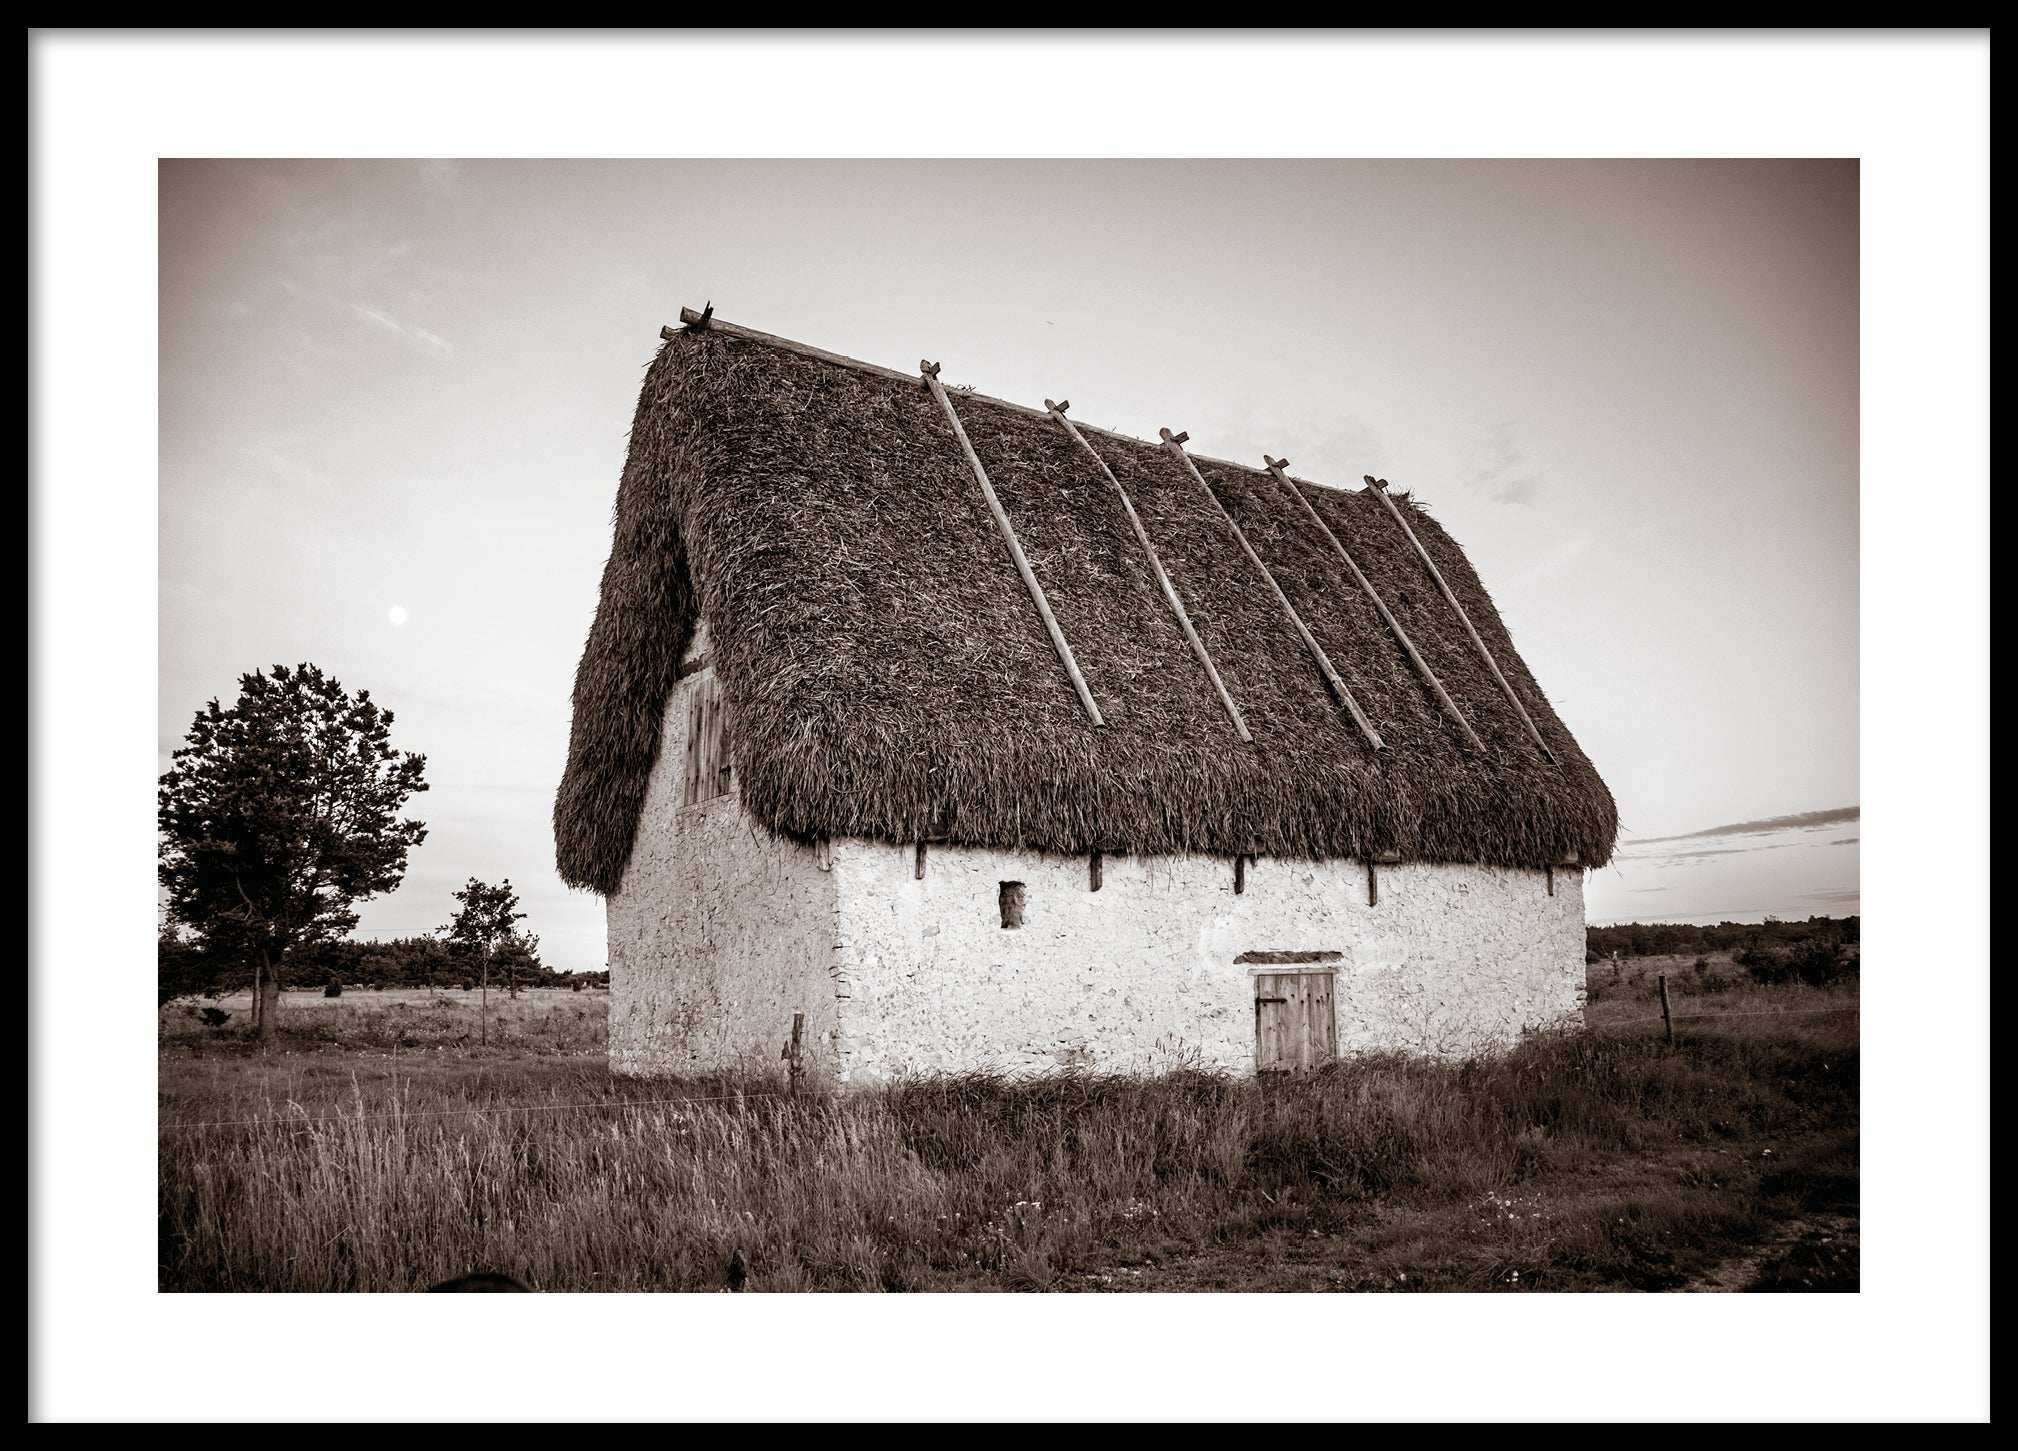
left=324, top=979, right=344, bottom=998
left=1738, top=941, right=1855, bottom=989
left=159, top=929, right=236, bottom=1006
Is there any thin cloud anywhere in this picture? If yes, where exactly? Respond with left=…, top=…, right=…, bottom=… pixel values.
left=1617, top=503, right=1709, bottom=542
left=344, top=302, right=456, bottom=361
left=1631, top=805, right=1859, bottom=848
left=241, top=445, right=327, bottom=489
left=1522, top=533, right=1592, bottom=582
left=1801, top=889, right=1861, bottom=904
left=1616, top=840, right=1802, bottom=867
left=1467, top=421, right=1546, bottom=505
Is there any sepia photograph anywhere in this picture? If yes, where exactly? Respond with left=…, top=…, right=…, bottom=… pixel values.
left=32, top=31, right=1988, bottom=1424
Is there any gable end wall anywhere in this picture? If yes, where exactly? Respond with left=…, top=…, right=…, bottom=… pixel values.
left=606, top=666, right=844, bottom=1080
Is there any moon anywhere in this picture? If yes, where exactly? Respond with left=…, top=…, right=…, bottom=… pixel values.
left=388, top=606, right=409, bottom=626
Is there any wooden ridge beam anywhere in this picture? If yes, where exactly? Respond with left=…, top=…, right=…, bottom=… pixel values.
left=666, top=308, right=1309, bottom=487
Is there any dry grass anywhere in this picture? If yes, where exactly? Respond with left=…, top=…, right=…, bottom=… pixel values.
left=160, top=986, right=609, bottom=1057
left=159, top=976, right=1855, bottom=1292
left=1583, top=950, right=1861, bottom=1028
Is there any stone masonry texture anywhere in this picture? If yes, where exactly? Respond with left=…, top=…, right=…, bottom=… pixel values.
left=610, top=677, right=1587, bottom=1085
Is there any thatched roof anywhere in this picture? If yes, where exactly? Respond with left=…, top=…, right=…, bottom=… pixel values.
left=555, top=317, right=1617, bottom=896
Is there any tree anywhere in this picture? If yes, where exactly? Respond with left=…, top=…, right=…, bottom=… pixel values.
left=158, top=925, right=230, bottom=1007
left=490, top=930, right=544, bottom=999
left=440, top=877, right=528, bottom=1047
left=157, top=663, right=428, bottom=1042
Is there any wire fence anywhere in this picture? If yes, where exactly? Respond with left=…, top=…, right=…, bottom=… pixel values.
left=1589, top=1005, right=1861, bottom=1028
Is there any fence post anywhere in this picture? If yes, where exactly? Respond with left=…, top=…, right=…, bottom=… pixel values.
left=1658, top=974, right=1674, bottom=1044
left=784, top=1011, right=805, bottom=1096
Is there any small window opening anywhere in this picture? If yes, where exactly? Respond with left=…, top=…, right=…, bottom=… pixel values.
left=998, top=881, right=1026, bottom=929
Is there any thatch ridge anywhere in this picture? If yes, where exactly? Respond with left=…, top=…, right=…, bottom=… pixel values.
left=555, top=326, right=1617, bottom=895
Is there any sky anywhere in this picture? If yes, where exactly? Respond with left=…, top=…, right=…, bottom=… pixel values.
left=159, top=159, right=1859, bottom=971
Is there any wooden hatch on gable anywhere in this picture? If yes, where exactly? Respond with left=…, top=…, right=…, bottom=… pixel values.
left=681, top=667, right=733, bottom=806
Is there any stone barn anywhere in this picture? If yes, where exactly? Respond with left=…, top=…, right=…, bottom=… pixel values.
left=555, top=309, right=1618, bottom=1085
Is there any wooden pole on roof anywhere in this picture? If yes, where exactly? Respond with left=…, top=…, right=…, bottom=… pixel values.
left=667, top=308, right=1277, bottom=479
left=923, top=363, right=1105, bottom=728
left=1363, top=476, right=1558, bottom=764
left=1047, top=400, right=1252, bottom=744
left=1262, top=456, right=1483, bottom=751
left=1159, top=429, right=1384, bottom=751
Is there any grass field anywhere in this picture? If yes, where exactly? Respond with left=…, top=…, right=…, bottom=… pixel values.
left=158, top=971, right=1858, bottom=1293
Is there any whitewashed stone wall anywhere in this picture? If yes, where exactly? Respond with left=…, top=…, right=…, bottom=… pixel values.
left=607, top=629, right=1586, bottom=1084
left=605, top=657, right=845, bottom=1081
left=825, top=841, right=1586, bottom=1084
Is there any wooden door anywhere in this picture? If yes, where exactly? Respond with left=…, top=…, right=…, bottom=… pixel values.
left=1254, top=972, right=1336, bottom=1072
